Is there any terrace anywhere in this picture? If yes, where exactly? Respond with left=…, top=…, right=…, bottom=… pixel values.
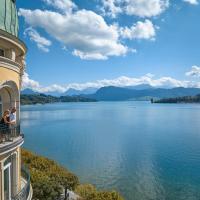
left=0, top=125, right=24, bottom=155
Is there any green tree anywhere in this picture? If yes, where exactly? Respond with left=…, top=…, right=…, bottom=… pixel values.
left=22, top=149, right=79, bottom=200
left=22, top=149, right=124, bottom=200
left=75, top=184, right=124, bottom=200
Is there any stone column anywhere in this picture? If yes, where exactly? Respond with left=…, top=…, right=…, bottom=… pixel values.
left=11, top=152, right=18, bottom=196
left=17, top=148, right=21, bottom=192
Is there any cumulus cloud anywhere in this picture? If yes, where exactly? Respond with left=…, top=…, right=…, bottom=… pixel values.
left=42, top=0, right=77, bottom=13
left=101, top=0, right=122, bottom=18
left=124, top=0, right=169, bottom=17
left=22, top=72, right=200, bottom=94
left=120, top=20, right=156, bottom=40
left=24, top=27, right=52, bottom=52
left=101, top=0, right=169, bottom=18
left=22, top=73, right=40, bottom=90
left=19, top=8, right=128, bottom=60
left=183, top=0, right=198, bottom=5
left=186, top=66, right=200, bottom=77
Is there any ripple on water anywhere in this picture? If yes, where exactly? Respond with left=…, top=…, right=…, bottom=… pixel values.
left=21, top=102, right=200, bottom=200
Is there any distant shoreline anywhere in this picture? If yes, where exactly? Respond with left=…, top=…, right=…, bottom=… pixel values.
left=21, top=94, right=97, bottom=105
left=152, top=94, right=200, bottom=104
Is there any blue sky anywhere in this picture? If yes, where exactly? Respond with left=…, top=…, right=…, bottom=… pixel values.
left=17, top=0, right=200, bottom=93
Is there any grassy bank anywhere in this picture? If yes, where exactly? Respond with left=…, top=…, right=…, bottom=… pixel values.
left=22, top=149, right=124, bottom=200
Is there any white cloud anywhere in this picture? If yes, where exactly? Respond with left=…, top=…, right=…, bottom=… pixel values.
left=22, top=72, right=200, bottom=94
left=72, top=50, right=108, bottom=60
left=22, top=73, right=40, bottom=90
left=183, top=0, right=198, bottom=5
left=42, top=0, right=77, bottom=13
left=24, top=27, right=52, bottom=52
left=101, top=0, right=169, bottom=18
left=19, top=9, right=128, bottom=60
left=19, top=0, right=162, bottom=59
left=120, top=20, right=156, bottom=40
left=124, top=0, right=169, bottom=17
left=101, top=0, right=122, bottom=18
left=186, top=66, right=200, bottom=77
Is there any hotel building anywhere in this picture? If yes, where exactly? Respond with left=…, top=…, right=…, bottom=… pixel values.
left=0, top=0, right=32, bottom=199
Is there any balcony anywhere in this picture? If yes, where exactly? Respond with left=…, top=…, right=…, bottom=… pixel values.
left=12, top=167, right=33, bottom=200
left=0, top=55, right=22, bottom=72
left=0, top=125, right=24, bottom=155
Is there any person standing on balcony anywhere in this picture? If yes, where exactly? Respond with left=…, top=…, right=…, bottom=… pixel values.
left=0, top=110, right=10, bottom=142
left=10, top=107, right=16, bottom=125
left=9, top=107, right=17, bottom=139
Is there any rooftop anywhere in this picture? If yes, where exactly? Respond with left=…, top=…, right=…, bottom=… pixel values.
left=0, top=0, right=19, bottom=37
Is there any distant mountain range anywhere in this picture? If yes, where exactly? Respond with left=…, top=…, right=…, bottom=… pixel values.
left=21, top=87, right=98, bottom=96
left=125, top=84, right=154, bottom=90
left=21, top=88, right=39, bottom=95
left=87, top=86, right=200, bottom=101
left=21, top=85, right=200, bottom=101
left=64, top=87, right=98, bottom=96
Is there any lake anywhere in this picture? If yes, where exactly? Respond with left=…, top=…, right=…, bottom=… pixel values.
left=21, top=101, right=200, bottom=200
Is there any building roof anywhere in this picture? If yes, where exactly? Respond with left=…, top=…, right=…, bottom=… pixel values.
left=0, top=0, right=19, bottom=37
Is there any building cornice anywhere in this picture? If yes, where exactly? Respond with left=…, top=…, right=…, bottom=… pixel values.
left=0, top=29, right=27, bottom=55
left=0, top=137, right=24, bottom=156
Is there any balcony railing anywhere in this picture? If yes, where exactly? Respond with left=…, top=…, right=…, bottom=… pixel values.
left=0, top=55, right=22, bottom=70
left=12, top=166, right=31, bottom=200
left=0, top=125, right=23, bottom=143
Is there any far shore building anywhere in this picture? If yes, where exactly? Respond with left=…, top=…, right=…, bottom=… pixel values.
left=0, top=0, right=32, bottom=199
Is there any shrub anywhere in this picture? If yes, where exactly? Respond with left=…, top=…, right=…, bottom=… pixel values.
left=22, top=149, right=124, bottom=200
left=22, top=149, right=79, bottom=200
left=75, top=184, right=124, bottom=200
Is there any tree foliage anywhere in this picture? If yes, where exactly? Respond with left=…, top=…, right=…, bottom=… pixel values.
left=153, top=94, right=200, bottom=103
left=22, top=149, right=79, bottom=200
left=21, top=94, right=97, bottom=105
left=22, top=149, right=124, bottom=200
left=75, top=184, right=124, bottom=200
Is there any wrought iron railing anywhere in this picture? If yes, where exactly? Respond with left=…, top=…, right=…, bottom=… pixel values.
left=0, top=125, right=23, bottom=143
left=12, top=166, right=31, bottom=200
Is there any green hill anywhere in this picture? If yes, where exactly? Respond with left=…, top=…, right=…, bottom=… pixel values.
left=153, top=94, right=200, bottom=103
left=21, top=94, right=97, bottom=105
left=87, top=86, right=200, bottom=101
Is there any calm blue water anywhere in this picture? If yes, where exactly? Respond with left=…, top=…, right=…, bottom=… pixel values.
left=21, top=102, right=200, bottom=200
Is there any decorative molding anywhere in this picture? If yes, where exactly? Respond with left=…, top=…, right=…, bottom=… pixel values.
left=0, top=56, right=21, bottom=73
left=0, top=29, right=27, bottom=55
left=0, top=137, right=24, bottom=156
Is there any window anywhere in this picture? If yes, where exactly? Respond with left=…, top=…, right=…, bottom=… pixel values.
left=4, top=166, right=11, bottom=200
left=4, top=157, right=12, bottom=200
left=0, top=49, right=5, bottom=57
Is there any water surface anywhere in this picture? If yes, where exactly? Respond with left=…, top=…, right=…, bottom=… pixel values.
left=21, top=102, right=200, bottom=200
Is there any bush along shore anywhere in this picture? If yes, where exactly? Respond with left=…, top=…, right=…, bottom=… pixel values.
left=22, top=149, right=124, bottom=200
